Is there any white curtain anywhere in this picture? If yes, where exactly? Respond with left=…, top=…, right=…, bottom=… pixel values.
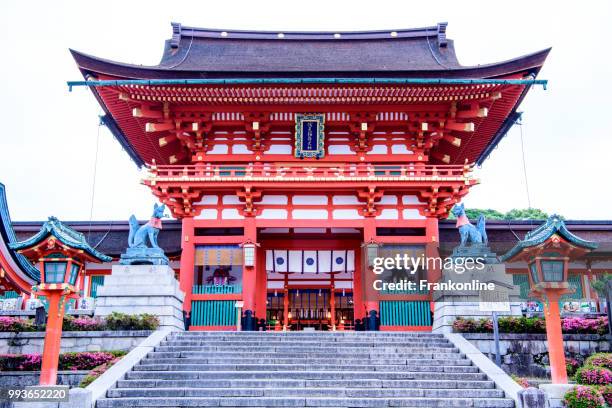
left=266, top=250, right=354, bottom=273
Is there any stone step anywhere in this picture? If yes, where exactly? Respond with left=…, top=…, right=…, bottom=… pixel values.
left=160, top=340, right=454, bottom=347
left=134, top=363, right=479, bottom=372
left=125, top=370, right=489, bottom=381
left=154, top=346, right=456, bottom=353
left=171, top=332, right=445, bottom=338
left=96, top=396, right=514, bottom=407
left=107, top=387, right=505, bottom=398
left=147, top=351, right=463, bottom=359
left=102, top=331, right=512, bottom=408
left=140, top=357, right=473, bottom=366
left=115, top=379, right=496, bottom=389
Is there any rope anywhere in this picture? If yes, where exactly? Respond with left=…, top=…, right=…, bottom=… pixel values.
left=425, top=30, right=450, bottom=69
left=166, top=35, right=194, bottom=69
left=87, top=119, right=102, bottom=241
left=518, top=119, right=532, bottom=209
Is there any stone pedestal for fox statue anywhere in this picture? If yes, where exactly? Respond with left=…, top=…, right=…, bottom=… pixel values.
left=432, top=203, right=522, bottom=333
left=119, top=203, right=169, bottom=266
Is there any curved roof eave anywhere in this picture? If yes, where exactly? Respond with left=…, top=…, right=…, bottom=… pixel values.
left=0, top=183, right=40, bottom=283
left=70, top=47, right=551, bottom=80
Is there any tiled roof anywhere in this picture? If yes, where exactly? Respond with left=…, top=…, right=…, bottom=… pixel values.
left=499, top=216, right=599, bottom=261
left=10, top=217, right=112, bottom=262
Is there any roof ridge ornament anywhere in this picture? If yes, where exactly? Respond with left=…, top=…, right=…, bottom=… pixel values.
left=170, top=22, right=182, bottom=49
left=437, top=22, right=448, bottom=47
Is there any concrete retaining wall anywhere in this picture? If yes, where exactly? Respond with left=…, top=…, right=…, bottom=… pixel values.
left=0, top=331, right=153, bottom=354
left=0, top=371, right=88, bottom=388
left=462, top=333, right=611, bottom=377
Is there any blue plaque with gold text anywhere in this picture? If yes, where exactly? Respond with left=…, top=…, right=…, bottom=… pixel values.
left=295, top=114, right=325, bottom=158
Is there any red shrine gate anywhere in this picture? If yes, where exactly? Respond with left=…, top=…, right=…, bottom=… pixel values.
left=71, top=22, right=548, bottom=330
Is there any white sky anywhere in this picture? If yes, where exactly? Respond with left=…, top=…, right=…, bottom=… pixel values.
left=0, top=0, right=610, bottom=221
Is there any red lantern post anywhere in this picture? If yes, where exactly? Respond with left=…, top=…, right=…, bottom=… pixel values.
left=501, top=216, right=597, bottom=384
left=10, top=217, right=111, bottom=385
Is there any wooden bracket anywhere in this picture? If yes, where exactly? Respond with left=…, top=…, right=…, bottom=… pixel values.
left=348, top=112, right=377, bottom=153
left=237, top=187, right=262, bottom=217
left=244, top=112, right=271, bottom=154
left=357, top=187, right=384, bottom=217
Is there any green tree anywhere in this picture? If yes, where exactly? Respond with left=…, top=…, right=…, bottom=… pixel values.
left=503, top=208, right=550, bottom=220
left=591, top=274, right=611, bottom=297
left=448, top=207, right=555, bottom=220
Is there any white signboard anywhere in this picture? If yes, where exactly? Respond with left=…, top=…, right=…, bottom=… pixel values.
left=479, top=286, right=511, bottom=312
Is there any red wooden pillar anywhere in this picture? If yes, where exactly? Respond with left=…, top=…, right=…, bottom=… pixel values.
left=543, top=291, right=568, bottom=384
left=242, top=218, right=257, bottom=317
left=40, top=291, right=65, bottom=385
left=425, top=216, right=440, bottom=314
left=254, top=244, right=267, bottom=321
left=363, top=218, right=379, bottom=314
left=179, top=217, right=195, bottom=314
left=352, top=245, right=365, bottom=320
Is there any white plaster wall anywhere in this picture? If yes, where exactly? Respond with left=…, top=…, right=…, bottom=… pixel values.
left=194, top=195, right=218, bottom=205
left=260, top=195, right=289, bottom=205
left=376, top=209, right=399, bottom=219
left=232, top=144, right=251, bottom=154
left=332, top=209, right=363, bottom=219
left=195, top=209, right=218, bottom=220
left=208, top=144, right=229, bottom=154
left=222, top=209, right=244, bottom=219
left=391, top=144, right=413, bottom=154
left=328, top=145, right=355, bottom=155
left=380, top=195, right=398, bottom=205
left=332, top=195, right=360, bottom=205
left=402, top=195, right=421, bottom=204
left=367, top=145, right=388, bottom=154
left=264, top=145, right=292, bottom=154
left=293, top=196, right=328, bottom=205
left=292, top=209, right=328, bottom=219
left=222, top=195, right=242, bottom=205
left=258, top=209, right=288, bottom=219
left=403, top=209, right=426, bottom=220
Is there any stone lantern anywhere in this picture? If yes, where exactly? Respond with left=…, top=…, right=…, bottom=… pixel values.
left=501, top=215, right=597, bottom=384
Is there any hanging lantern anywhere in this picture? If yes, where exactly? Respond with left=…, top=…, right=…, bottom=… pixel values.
left=241, top=240, right=258, bottom=267
left=363, top=239, right=380, bottom=268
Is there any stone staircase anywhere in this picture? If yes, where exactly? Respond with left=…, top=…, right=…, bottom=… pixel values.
left=96, top=331, right=514, bottom=407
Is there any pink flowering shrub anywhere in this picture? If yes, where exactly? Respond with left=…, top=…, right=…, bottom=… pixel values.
left=599, top=384, right=612, bottom=406
left=585, top=353, right=612, bottom=370
left=0, top=314, right=159, bottom=332
left=63, top=316, right=105, bottom=331
left=574, top=366, right=612, bottom=385
left=566, top=358, right=582, bottom=377
left=562, top=317, right=609, bottom=335
left=511, top=375, right=530, bottom=388
left=0, top=351, right=122, bottom=371
left=563, top=386, right=605, bottom=408
left=79, top=355, right=124, bottom=387
left=0, top=316, right=36, bottom=332
left=452, top=316, right=608, bottom=334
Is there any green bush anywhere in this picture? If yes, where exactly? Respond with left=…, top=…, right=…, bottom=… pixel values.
left=104, top=312, right=159, bottom=331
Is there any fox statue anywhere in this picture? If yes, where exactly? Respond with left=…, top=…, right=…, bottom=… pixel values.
left=451, top=203, right=488, bottom=247
left=128, top=203, right=166, bottom=249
